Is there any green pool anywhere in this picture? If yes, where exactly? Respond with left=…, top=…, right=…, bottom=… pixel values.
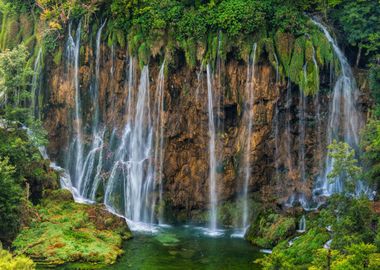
left=52, top=225, right=263, bottom=270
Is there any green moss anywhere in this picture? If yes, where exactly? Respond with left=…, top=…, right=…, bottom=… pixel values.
left=0, top=14, right=19, bottom=50
left=274, top=31, right=295, bottom=77
left=311, top=30, right=333, bottom=66
left=53, top=47, right=62, bottom=66
left=115, top=30, right=125, bottom=48
left=298, top=40, right=319, bottom=95
left=12, top=190, right=131, bottom=266
left=246, top=212, right=296, bottom=249
left=138, top=42, right=150, bottom=68
left=288, top=36, right=305, bottom=85
left=182, top=39, right=197, bottom=69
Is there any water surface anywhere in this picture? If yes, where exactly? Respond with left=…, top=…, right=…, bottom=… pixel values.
left=52, top=226, right=263, bottom=270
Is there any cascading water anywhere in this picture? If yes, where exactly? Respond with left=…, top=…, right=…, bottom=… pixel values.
left=153, top=62, right=166, bottom=224
left=206, top=64, right=219, bottom=236
left=240, top=44, right=257, bottom=234
left=297, top=215, right=306, bottom=233
left=285, top=81, right=293, bottom=172
left=64, top=21, right=88, bottom=203
left=104, top=63, right=165, bottom=231
left=272, top=52, right=282, bottom=192
left=77, top=21, right=107, bottom=199
left=195, top=63, right=204, bottom=103
left=298, top=65, right=307, bottom=182
left=64, top=21, right=107, bottom=202
left=31, top=48, right=43, bottom=119
left=312, top=46, right=322, bottom=168
left=311, top=19, right=365, bottom=196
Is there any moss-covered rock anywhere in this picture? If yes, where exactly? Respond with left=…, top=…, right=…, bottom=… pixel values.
left=246, top=212, right=296, bottom=248
left=12, top=189, right=131, bottom=267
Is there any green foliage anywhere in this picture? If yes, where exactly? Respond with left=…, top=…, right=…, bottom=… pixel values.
left=246, top=211, right=296, bottom=248
left=369, top=65, right=380, bottom=113
left=0, top=248, right=35, bottom=270
left=318, top=195, right=377, bottom=250
left=310, top=243, right=380, bottom=270
left=361, top=118, right=380, bottom=189
left=327, top=140, right=362, bottom=194
left=0, top=45, right=33, bottom=106
left=0, top=113, right=51, bottom=244
left=258, top=195, right=378, bottom=269
left=329, top=0, right=380, bottom=64
left=13, top=189, right=130, bottom=266
left=213, top=0, right=265, bottom=38
left=256, top=251, right=296, bottom=270
left=258, top=228, right=330, bottom=268
left=0, top=157, right=22, bottom=244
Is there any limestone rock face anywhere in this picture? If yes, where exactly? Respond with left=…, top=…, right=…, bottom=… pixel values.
left=43, top=42, right=368, bottom=221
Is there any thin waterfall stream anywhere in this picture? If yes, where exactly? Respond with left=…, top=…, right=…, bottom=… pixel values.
left=31, top=48, right=42, bottom=119
left=241, top=43, right=257, bottom=234
left=206, top=64, right=219, bottom=236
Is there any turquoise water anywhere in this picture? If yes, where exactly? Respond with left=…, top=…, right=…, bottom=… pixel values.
left=52, top=226, right=263, bottom=270
left=104, top=226, right=262, bottom=270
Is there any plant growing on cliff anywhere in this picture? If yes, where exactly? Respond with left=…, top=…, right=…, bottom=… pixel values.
left=327, top=140, right=362, bottom=194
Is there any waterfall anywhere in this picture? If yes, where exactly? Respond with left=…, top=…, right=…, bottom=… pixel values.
left=285, top=81, right=293, bottom=172
left=311, top=19, right=364, bottom=196
left=297, top=215, right=306, bottom=233
left=206, top=64, right=219, bottom=235
left=298, top=66, right=307, bottom=182
left=195, top=63, right=204, bottom=103
left=312, top=46, right=322, bottom=169
left=31, top=48, right=42, bottom=119
left=77, top=21, right=107, bottom=198
left=241, top=43, right=257, bottom=233
left=273, top=53, right=281, bottom=184
left=153, top=62, right=166, bottom=224
left=105, top=64, right=163, bottom=230
left=64, top=20, right=87, bottom=203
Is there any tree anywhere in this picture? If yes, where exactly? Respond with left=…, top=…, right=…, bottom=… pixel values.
left=361, top=118, right=380, bottom=192
left=0, top=157, right=23, bottom=244
left=327, top=140, right=362, bottom=194
left=330, top=0, right=380, bottom=67
left=0, top=45, right=33, bottom=107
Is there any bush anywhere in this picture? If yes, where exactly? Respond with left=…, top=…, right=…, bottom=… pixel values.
left=0, top=248, right=35, bottom=270
left=0, top=158, right=22, bottom=244
left=246, top=211, right=296, bottom=248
